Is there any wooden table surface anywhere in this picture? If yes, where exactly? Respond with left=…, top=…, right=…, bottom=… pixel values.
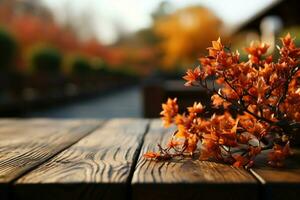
left=0, top=119, right=299, bottom=200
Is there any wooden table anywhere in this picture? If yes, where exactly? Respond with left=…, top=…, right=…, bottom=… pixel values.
left=0, top=119, right=299, bottom=200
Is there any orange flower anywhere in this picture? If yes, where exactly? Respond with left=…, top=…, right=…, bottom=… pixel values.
left=245, top=43, right=269, bottom=56
left=183, top=67, right=201, bottom=86
left=280, top=33, right=300, bottom=58
left=160, top=98, right=179, bottom=127
left=281, top=33, right=292, bottom=47
left=212, top=37, right=222, bottom=50
left=200, top=134, right=221, bottom=161
left=174, top=114, right=186, bottom=125
left=143, top=152, right=160, bottom=159
left=188, top=102, right=204, bottom=115
left=208, top=37, right=223, bottom=57
left=174, top=124, right=189, bottom=138
left=211, top=94, right=224, bottom=107
left=268, top=143, right=292, bottom=167
left=233, top=155, right=249, bottom=167
left=186, top=134, right=198, bottom=155
left=256, top=77, right=269, bottom=103
left=167, top=139, right=182, bottom=148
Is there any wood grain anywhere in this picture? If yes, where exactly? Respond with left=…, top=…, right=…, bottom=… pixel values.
left=132, top=119, right=259, bottom=200
left=0, top=119, right=89, bottom=142
left=14, top=119, right=149, bottom=200
left=0, top=119, right=101, bottom=199
left=250, top=149, right=300, bottom=200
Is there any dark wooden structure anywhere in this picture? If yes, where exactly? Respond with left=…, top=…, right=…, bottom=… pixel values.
left=237, top=0, right=300, bottom=33
left=142, top=80, right=213, bottom=118
left=0, top=118, right=299, bottom=200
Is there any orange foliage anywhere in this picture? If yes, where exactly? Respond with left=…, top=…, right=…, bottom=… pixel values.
left=145, top=34, right=300, bottom=168
left=160, top=98, right=179, bottom=127
left=154, top=6, right=223, bottom=69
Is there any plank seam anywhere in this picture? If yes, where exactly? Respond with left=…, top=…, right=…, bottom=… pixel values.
left=249, top=169, right=266, bottom=184
left=247, top=168, right=266, bottom=200
left=126, top=120, right=150, bottom=200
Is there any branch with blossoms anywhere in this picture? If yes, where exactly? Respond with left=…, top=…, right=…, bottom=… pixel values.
left=144, top=34, right=300, bottom=167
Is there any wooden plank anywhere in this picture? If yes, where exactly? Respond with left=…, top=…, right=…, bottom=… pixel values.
left=0, top=119, right=101, bottom=199
left=132, top=119, right=259, bottom=200
left=0, top=119, right=90, bottom=142
left=14, top=119, right=149, bottom=200
left=250, top=149, right=300, bottom=200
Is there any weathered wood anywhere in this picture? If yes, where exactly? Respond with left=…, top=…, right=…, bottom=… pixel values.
left=14, top=119, right=149, bottom=200
left=0, top=119, right=101, bottom=199
left=250, top=149, right=300, bottom=200
left=0, top=119, right=90, bottom=142
left=132, top=119, right=259, bottom=200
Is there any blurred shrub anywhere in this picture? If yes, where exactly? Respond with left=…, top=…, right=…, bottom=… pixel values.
left=69, top=56, right=92, bottom=76
left=0, top=28, right=17, bottom=70
left=105, top=66, right=139, bottom=80
left=91, top=58, right=110, bottom=75
left=29, top=46, right=62, bottom=74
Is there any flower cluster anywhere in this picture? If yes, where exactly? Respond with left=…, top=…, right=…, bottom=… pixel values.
left=144, top=34, right=300, bottom=167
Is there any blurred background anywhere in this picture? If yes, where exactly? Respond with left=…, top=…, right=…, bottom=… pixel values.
left=0, top=0, right=299, bottom=118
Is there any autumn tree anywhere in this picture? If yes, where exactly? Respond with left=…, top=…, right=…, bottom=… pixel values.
left=145, top=34, right=300, bottom=167
left=154, top=6, right=222, bottom=70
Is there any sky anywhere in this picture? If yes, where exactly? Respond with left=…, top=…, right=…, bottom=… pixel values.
left=41, top=0, right=279, bottom=45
